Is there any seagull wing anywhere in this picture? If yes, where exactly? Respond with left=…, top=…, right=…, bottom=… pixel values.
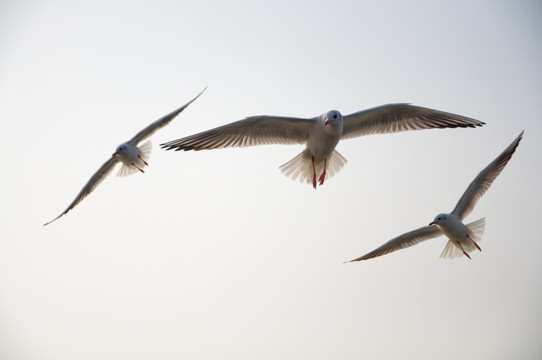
left=128, top=87, right=206, bottom=145
left=452, top=130, right=524, bottom=220
left=44, top=156, right=119, bottom=225
left=161, top=115, right=313, bottom=151
left=348, top=225, right=442, bottom=262
left=341, top=104, right=484, bottom=139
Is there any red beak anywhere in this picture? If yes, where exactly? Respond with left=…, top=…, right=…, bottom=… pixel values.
left=325, top=120, right=330, bottom=126
left=429, top=221, right=435, bottom=226
left=112, top=152, right=118, bottom=156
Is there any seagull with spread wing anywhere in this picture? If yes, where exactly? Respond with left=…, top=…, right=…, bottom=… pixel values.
left=348, top=130, right=524, bottom=261
left=44, top=88, right=206, bottom=226
left=161, top=104, right=484, bottom=188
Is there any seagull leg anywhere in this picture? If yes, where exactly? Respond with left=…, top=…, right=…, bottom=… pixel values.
left=311, top=156, right=317, bottom=189
left=318, top=159, right=327, bottom=186
left=138, top=155, right=148, bottom=166
left=456, top=241, right=471, bottom=259
left=467, top=234, right=482, bottom=251
left=132, top=163, right=145, bottom=173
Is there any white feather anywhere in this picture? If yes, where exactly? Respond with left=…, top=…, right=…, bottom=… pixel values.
left=138, top=140, right=152, bottom=164
left=467, top=217, right=486, bottom=243
left=440, top=240, right=464, bottom=259
left=279, top=149, right=347, bottom=184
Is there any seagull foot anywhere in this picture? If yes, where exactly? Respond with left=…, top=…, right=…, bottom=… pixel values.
left=467, top=234, right=482, bottom=251
left=139, top=155, right=148, bottom=166
left=132, top=163, right=145, bottom=173
left=318, top=172, right=326, bottom=186
left=457, top=241, right=471, bottom=259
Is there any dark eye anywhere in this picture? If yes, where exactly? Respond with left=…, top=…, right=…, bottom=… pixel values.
left=333, top=114, right=337, bottom=119
left=438, top=217, right=441, bottom=220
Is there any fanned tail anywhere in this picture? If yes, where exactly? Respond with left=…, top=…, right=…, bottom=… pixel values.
left=440, top=218, right=486, bottom=259
left=279, top=149, right=347, bottom=186
left=117, top=140, right=152, bottom=177
left=466, top=217, right=486, bottom=243
left=440, top=240, right=464, bottom=259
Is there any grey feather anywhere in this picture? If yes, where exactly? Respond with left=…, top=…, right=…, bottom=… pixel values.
left=341, top=104, right=484, bottom=140
left=452, top=130, right=523, bottom=220
left=161, top=115, right=313, bottom=151
left=348, top=225, right=442, bottom=261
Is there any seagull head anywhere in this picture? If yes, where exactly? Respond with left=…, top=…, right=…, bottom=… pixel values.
left=429, top=213, right=448, bottom=226
left=323, top=110, right=342, bottom=127
left=113, top=143, right=129, bottom=157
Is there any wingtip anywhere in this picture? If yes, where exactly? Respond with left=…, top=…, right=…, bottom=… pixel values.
left=43, top=217, right=59, bottom=226
left=468, top=120, right=485, bottom=128
left=193, top=86, right=207, bottom=100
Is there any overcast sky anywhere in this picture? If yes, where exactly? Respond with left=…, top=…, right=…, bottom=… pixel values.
left=1, top=1, right=541, bottom=359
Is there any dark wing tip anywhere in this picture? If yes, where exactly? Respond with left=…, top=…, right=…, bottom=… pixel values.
left=346, top=252, right=379, bottom=262
left=471, top=121, right=485, bottom=127
left=43, top=213, right=64, bottom=226
left=160, top=142, right=198, bottom=151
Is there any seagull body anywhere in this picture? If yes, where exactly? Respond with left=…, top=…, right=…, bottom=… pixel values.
left=161, top=104, right=484, bottom=188
left=44, top=88, right=206, bottom=225
left=349, top=130, right=524, bottom=261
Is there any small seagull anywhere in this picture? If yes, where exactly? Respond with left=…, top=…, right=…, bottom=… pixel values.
left=161, top=104, right=484, bottom=189
left=348, top=130, right=524, bottom=262
left=44, top=88, right=206, bottom=226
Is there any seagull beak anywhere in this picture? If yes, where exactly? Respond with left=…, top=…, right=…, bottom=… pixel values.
left=429, top=221, right=435, bottom=226
left=112, top=152, right=118, bottom=156
left=324, top=119, right=330, bottom=126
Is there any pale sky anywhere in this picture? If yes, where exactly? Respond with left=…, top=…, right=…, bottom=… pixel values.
left=1, top=1, right=541, bottom=359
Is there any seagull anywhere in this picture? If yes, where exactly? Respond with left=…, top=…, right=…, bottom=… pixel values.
left=44, top=87, right=206, bottom=226
left=161, top=104, right=485, bottom=188
left=348, top=130, right=524, bottom=262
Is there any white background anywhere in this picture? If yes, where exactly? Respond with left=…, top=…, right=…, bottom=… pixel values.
left=1, top=1, right=541, bottom=359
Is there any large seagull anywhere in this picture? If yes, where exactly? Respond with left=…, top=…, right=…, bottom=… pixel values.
left=161, top=104, right=484, bottom=188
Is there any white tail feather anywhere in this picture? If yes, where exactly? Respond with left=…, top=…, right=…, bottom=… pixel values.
left=466, top=217, right=486, bottom=243
left=440, top=217, right=486, bottom=259
left=117, top=140, right=152, bottom=177
left=440, top=240, right=463, bottom=259
left=279, top=149, right=347, bottom=185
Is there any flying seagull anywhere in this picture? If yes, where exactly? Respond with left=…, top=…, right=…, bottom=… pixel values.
left=161, top=104, right=484, bottom=188
left=348, top=130, right=524, bottom=261
left=44, top=87, right=206, bottom=226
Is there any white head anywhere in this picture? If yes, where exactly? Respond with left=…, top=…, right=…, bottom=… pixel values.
left=113, top=143, right=130, bottom=158
left=429, top=213, right=448, bottom=226
left=323, top=110, right=342, bottom=126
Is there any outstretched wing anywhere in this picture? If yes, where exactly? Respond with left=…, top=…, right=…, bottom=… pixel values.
left=341, top=104, right=484, bottom=139
left=128, top=87, right=206, bottom=145
left=161, top=115, right=313, bottom=151
left=44, top=156, right=119, bottom=225
left=348, top=225, right=442, bottom=262
left=452, top=131, right=524, bottom=220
